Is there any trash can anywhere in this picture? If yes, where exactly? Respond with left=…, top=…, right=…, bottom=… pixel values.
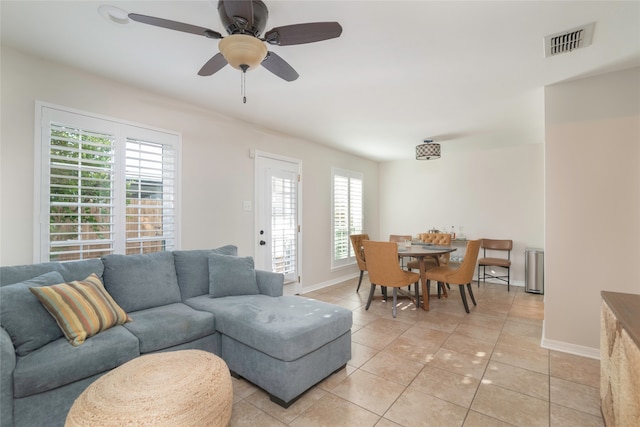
left=525, top=248, right=544, bottom=294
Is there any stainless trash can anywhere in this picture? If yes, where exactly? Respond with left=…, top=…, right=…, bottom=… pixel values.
left=525, top=248, right=544, bottom=294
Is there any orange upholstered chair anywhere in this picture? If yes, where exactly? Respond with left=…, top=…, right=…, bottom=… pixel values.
left=424, top=240, right=481, bottom=313
left=349, top=234, right=369, bottom=292
left=362, top=241, right=420, bottom=318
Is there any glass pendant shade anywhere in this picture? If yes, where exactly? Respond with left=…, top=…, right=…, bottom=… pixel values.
left=416, top=140, right=441, bottom=160
left=219, top=34, right=267, bottom=71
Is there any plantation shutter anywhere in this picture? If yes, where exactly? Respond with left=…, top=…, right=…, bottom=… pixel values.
left=331, top=168, right=364, bottom=268
left=37, top=104, right=180, bottom=263
left=47, top=123, right=116, bottom=261
left=270, top=172, right=297, bottom=282
left=125, top=137, right=177, bottom=254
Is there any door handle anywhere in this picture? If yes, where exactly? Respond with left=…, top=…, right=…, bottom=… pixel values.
left=259, top=240, right=266, bottom=246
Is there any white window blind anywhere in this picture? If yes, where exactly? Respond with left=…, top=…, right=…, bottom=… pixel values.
left=36, top=104, right=180, bottom=262
left=331, top=168, right=364, bottom=268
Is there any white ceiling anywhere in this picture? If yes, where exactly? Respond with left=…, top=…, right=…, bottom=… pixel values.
left=2, top=1, right=639, bottom=161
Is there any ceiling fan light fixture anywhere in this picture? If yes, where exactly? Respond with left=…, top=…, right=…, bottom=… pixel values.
left=416, top=139, right=441, bottom=160
left=219, top=34, right=267, bottom=71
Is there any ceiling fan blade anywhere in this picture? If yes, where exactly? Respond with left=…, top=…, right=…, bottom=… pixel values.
left=198, top=53, right=228, bottom=76
left=261, top=51, right=299, bottom=82
left=129, top=13, right=222, bottom=39
left=220, top=0, right=254, bottom=26
left=264, top=22, right=342, bottom=46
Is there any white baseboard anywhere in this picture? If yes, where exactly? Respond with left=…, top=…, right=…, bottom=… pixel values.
left=541, top=322, right=600, bottom=359
left=299, top=272, right=363, bottom=294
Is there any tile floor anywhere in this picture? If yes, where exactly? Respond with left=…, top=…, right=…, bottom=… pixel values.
left=227, top=278, right=603, bottom=426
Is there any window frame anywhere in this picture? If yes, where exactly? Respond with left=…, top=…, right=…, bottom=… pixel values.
left=331, top=167, right=364, bottom=269
left=34, top=102, right=181, bottom=263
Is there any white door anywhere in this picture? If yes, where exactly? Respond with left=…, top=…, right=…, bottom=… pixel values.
left=255, top=152, right=301, bottom=294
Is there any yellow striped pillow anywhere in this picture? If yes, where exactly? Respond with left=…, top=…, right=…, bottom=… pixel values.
left=29, top=274, right=132, bottom=346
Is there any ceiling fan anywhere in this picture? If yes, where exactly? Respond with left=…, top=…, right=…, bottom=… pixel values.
left=129, top=0, right=342, bottom=85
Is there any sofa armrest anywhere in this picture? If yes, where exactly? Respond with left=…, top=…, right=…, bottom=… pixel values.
left=256, top=270, right=284, bottom=297
left=1, top=327, right=15, bottom=427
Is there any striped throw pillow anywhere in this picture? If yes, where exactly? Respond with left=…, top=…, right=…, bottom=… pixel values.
left=29, top=274, right=131, bottom=346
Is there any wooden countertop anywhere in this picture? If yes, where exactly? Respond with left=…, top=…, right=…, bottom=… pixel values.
left=601, top=291, right=640, bottom=348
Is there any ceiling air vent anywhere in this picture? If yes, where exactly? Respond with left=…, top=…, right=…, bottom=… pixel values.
left=544, top=22, right=595, bottom=57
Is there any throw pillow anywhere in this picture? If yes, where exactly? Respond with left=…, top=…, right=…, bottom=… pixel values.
left=0, top=271, right=66, bottom=356
left=208, top=254, right=259, bottom=298
left=29, top=273, right=132, bottom=346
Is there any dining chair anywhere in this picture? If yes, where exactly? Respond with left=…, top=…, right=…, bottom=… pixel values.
left=406, top=232, right=452, bottom=271
left=477, top=238, right=513, bottom=291
left=362, top=241, right=421, bottom=318
left=424, top=239, right=481, bottom=313
left=349, top=233, right=369, bottom=292
left=389, top=234, right=412, bottom=268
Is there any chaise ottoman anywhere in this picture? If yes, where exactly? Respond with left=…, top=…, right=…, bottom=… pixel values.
left=185, top=294, right=353, bottom=407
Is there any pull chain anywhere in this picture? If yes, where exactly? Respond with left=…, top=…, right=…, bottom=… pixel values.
left=241, top=70, right=246, bottom=104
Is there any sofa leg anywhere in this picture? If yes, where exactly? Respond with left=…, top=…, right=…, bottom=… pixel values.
left=269, top=394, right=299, bottom=408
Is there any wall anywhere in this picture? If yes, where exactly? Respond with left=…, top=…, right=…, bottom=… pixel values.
left=0, top=46, right=379, bottom=291
left=379, top=139, right=545, bottom=285
left=544, top=67, right=640, bottom=356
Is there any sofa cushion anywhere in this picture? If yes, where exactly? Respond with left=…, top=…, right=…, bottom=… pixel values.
left=29, top=274, right=131, bottom=347
left=208, top=254, right=259, bottom=298
left=13, top=326, right=139, bottom=398
left=0, top=258, right=103, bottom=286
left=185, top=295, right=353, bottom=361
left=124, top=303, right=215, bottom=353
left=173, top=246, right=238, bottom=300
left=0, top=271, right=65, bottom=356
left=101, top=252, right=181, bottom=312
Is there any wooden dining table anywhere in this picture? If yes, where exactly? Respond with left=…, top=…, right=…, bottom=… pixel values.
left=397, top=244, right=456, bottom=311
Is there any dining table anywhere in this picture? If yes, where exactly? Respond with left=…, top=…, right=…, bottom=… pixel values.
left=397, top=244, right=457, bottom=311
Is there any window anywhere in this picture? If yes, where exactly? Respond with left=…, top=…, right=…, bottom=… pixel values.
left=331, top=168, right=363, bottom=268
left=35, top=103, right=180, bottom=262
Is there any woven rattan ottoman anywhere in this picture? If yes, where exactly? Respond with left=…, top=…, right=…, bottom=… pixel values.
left=65, top=350, right=233, bottom=427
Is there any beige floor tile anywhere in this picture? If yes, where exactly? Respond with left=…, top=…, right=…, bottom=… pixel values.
left=550, top=377, right=601, bottom=417
left=550, top=403, right=604, bottom=427
left=492, top=342, right=549, bottom=374
left=401, top=322, right=451, bottom=345
left=508, top=304, right=544, bottom=321
left=289, top=393, right=380, bottom=427
left=501, top=319, right=542, bottom=339
left=248, top=388, right=327, bottom=424
left=383, top=335, right=440, bottom=364
left=352, top=326, right=399, bottom=350
left=375, top=418, right=403, bottom=427
left=454, top=323, right=502, bottom=344
left=348, top=342, right=379, bottom=368
left=471, top=383, right=549, bottom=427
left=442, top=332, right=496, bottom=358
left=384, top=385, right=469, bottom=427
left=459, top=312, right=506, bottom=331
left=229, top=400, right=288, bottom=427
left=361, top=350, right=424, bottom=386
left=463, top=410, right=515, bottom=427
left=351, top=309, right=382, bottom=327
left=412, top=365, right=481, bottom=408
left=366, top=317, right=414, bottom=336
left=414, top=312, right=466, bottom=333
left=482, top=361, right=549, bottom=400
left=330, top=369, right=407, bottom=416
left=497, top=331, right=548, bottom=355
left=549, top=350, right=600, bottom=388
left=427, top=347, right=490, bottom=380
left=232, top=377, right=260, bottom=399
left=316, top=363, right=357, bottom=391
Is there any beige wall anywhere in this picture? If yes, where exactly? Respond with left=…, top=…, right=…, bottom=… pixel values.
left=0, top=46, right=379, bottom=291
left=379, top=131, right=545, bottom=285
left=544, top=67, right=640, bottom=356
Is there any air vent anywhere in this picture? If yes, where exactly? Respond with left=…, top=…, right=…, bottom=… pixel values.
left=544, top=22, right=595, bottom=57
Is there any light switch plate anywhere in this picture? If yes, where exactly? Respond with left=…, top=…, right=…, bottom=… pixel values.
left=243, top=201, right=252, bottom=211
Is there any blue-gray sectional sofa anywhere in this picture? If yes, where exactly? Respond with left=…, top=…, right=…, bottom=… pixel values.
left=0, top=246, right=353, bottom=427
